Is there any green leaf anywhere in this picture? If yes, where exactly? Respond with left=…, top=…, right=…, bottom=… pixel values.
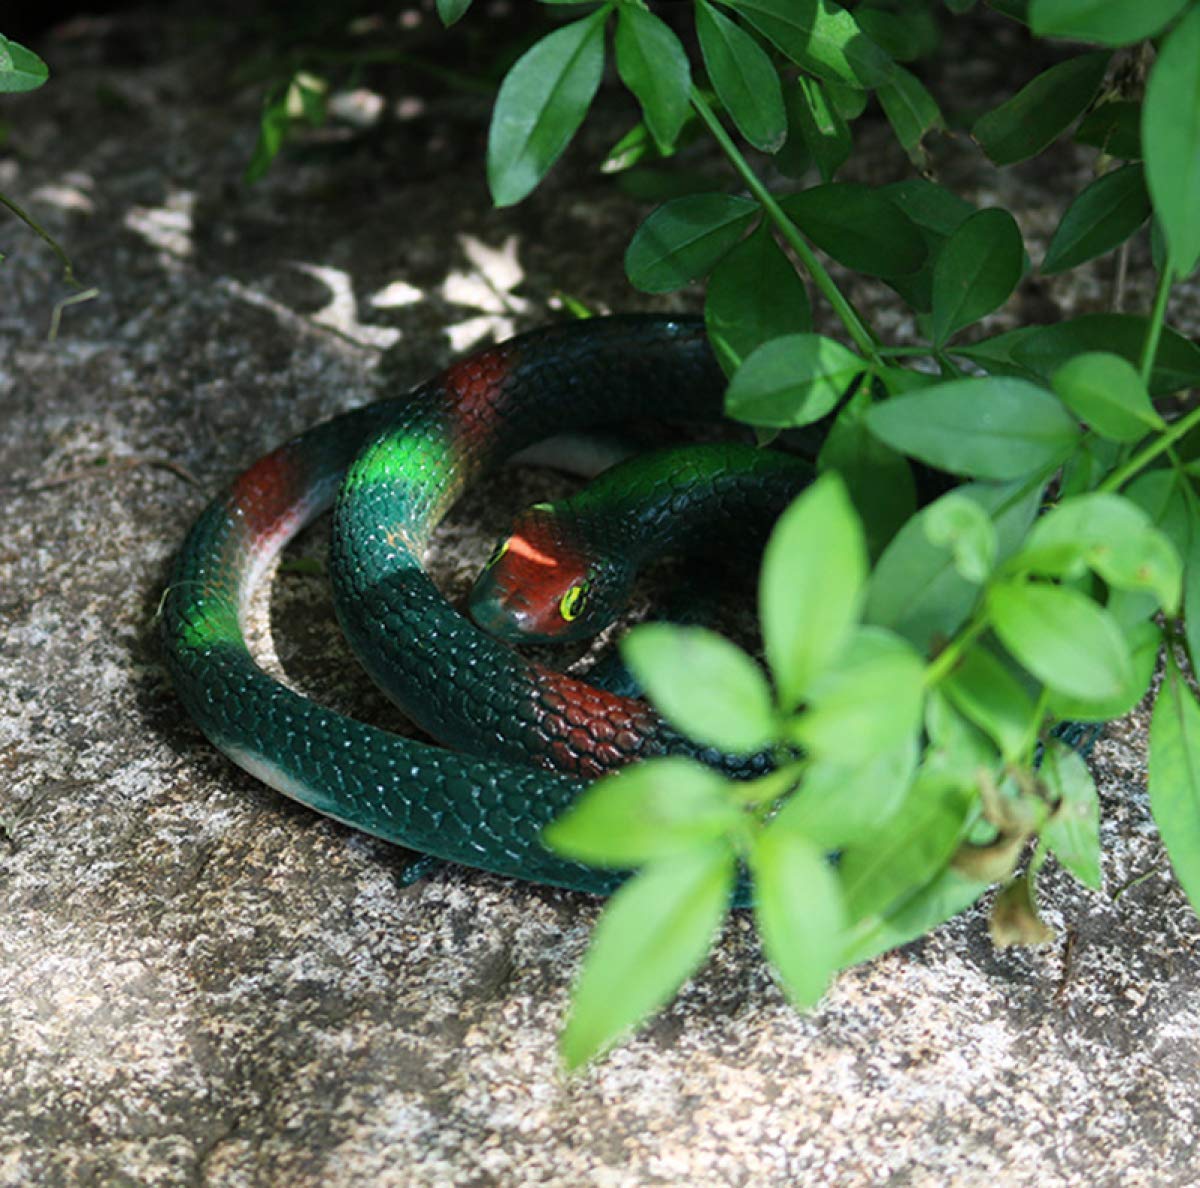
left=1183, top=494, right=1200, bottom=678
left=865, top=479, right=1043, bottom=654
left=696, top=0, right=786, bottom=153
left=781, top=184, right=927, bottom=278
left=930, top=208, right=1024, bottom=344
left=1042, top=164, right=1151, bottom=275
left=725, top=333, right=865, bottom=427
left=544, top=756, right=742, bottom=867
left=1051, top=350, right=1164, bottom=440
left=1074, top=100, right=1142, bottom=160
left=705, top=226, right=811, bottom=375
left=877, top=64, right=945, bottom=169
left=244, top=96, right=291, bottom=185
left=922, top=491, right=998, bottom=583
left=774, top=738, right=918, bottom=847
left=560, top=846, right=735, bottom=1069
left=625, top=192, right=759, bottom=292
left=865, top=377, right=1080, bottom=479
left=854, top=3, right=940, bottom=60
left=726, top=0, right=895, bottom=88
left=785, top=76, right=852, bottom=183
left=1142, top=4, right=1200, bottom=276
left=790, top=627, right=926, bottom=762
left=1017, top=491, right=1183, bottom=613
left=943, top=644, right=1039, bottom=762
left=838, top=765, right=975, bottom=922
left=615, top=7, right=691, bottom=154
left=760, top=473, right=867, bottom=709
left=1148, top=654, right=1200, bottom=913
left=972, top=51, right=1111, bottom=165
left=878, top=179, right=977, bottom=311
left=1048, top=618, right=1160, bottom=721
left=1041, top=740, right=1102, bottom=890
left=1030, top=0, right=1193, bottom=45
left=817, top=385, right=917, bottom=560
left=621, top=624, right=776, bottom=753
left=750, top=825, right=846, bottom=1009
left=487, top=9, right=608, bottom=207
left=0, top=34, right=48, bottom=93
left=435, top=0, right=473, bottom=26
left=1006, top=314, right=1200, bottom=396
left=988, top=580, right=1133, bottom=701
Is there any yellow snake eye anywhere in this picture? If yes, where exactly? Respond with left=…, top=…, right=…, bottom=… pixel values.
left=485, top=539, right=509, bottom=570
left=559, top=581, right=589, bottom=622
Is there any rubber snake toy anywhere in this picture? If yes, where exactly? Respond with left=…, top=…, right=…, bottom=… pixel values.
left=161, top=315, right=810, bottom=897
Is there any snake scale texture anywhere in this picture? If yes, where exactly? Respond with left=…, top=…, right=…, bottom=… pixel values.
left=162, top=315, right=773, bottom=897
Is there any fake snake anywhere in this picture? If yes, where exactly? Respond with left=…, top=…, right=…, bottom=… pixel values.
left=162, top=315, right=810, bottom=896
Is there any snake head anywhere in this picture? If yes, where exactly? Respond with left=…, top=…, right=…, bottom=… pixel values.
left=468, top=502, right=627, bottom=644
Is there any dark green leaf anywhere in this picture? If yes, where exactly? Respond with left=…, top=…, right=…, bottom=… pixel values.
left=878, top=64, right=945, bottom=169
left=865, top=480, right=1043, bottom=654
left=943, top=644, right=1039, bottom=761
left=750, top=825, right=846, bottom=1009
left=615, top=7, right=691, bottom=154
left=878, top=179, right=976, bottom=311
left=930, top=208, right=1024, bottom=344
left=705, top=225, right=812, bottom=374
left=818, top=385, right=917, bottom=560
left=785, top=76, right=852, bottom=183
left=560, top=846, right=735, bottom=1069
left=1148, top=654, right=1200, bottom=914
left=487, top=10, right=608, bottom=207
left=726, top=0, right=895, bottom=88
left=972, top=51, right=1110, bottom=165
left=544, top=756, right=742, bottom=867
left=622, top=623, right=776, bottom=753
left=1074, top=100, right=1142, bottom=160
left=854, top=3, right=940, bottom=60
left=1142, top=5, right=1200, bottom=276
left=988, top=580, right=1133, bottom=700
left=865, top=377, right=1080, bottom=479
left=0, top=34, right=48, bottom=93
left=1007, top=314, right=1200, bottom=396
left=435, top=0, right=473, bottom=26
left=1042, top=164, right=1151, bottom=274
left=696, top=0, right=787, bottom=152
left=760, top=473, right=867, bottom=708
left=1030, top=0, right=1192, bottom=45
left=625, top=192, right=759, bottom=292
left=1051, top=350, right=1164, bottom=440
left=1041, top=740, right=1102, bottom=890
left=781, top=184, right=927, bottom=277
left=725, top=333, right=865, bottom=427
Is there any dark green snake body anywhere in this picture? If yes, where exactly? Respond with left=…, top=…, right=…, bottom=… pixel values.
left=162, top=315, right=773, bottom=896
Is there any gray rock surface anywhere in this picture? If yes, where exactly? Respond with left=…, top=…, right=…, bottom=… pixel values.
left=2, top=5, right=1199, bottom=1185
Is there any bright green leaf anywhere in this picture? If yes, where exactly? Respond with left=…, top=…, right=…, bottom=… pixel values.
left=725, top=333, right=865, bottom=427
left=1030, top=0, right=1193, bottom=46
left=560, top=846, right=735, bottom=1069
left=621, top=623, right=776, bottom=754
left=1051, top=350, right=1164, bottom=440
left=1042, top=165, right=1151, bottom=274
left=930, top=208, right=1024, bottom=344
left=696, top=0, right=787, bottom=153
left=943, top=644, right=1039, bottom=761
left=1047, top=618, right=1160, bottom=721
left=786, top=76, right=852, bottom=183
left=865, top=377, right=1080, bottom=479
left=615, top=7, right=691, bottom=154
left=487, top=10, right=608, bottom=207
left=1142, top=4, right=1200, bottom=276
left=988, top=580, right=1133, bottom=701
left=760, top=473, right=867, bottom=709
left=1041, top=740, right=1103, bottom=890
left=625, top=192, right=759, bottom=292
left=0, top=34, right=48, bottom=93
left=750, top=825, right=846, bottom=1009
left=544, top=756, right=742, bottom=867
left=1148, top=654, right=1200, bottom=913
left=923, top=490, right=998, bottom=583
left=972, top=51, right=1110, bottom=165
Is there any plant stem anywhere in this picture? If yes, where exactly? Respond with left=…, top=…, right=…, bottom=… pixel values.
left=924, top=614, right=988, bottom=687
left=1099, top=400, right=1200, bottom=493
left=689, top=86, right=882, bottom=368
left=1138, top=263, right=1173, bottom=385
left=0, top=191, right=83, bottom=287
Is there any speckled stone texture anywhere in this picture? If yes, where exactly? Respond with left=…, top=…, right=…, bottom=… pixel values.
left=3, top=4, right=1200, bottom=1185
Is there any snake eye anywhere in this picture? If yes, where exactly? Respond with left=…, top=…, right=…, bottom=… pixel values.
left=484, top=539, right=510, bottom=570
left=559, top=581, right=589, bottom=622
